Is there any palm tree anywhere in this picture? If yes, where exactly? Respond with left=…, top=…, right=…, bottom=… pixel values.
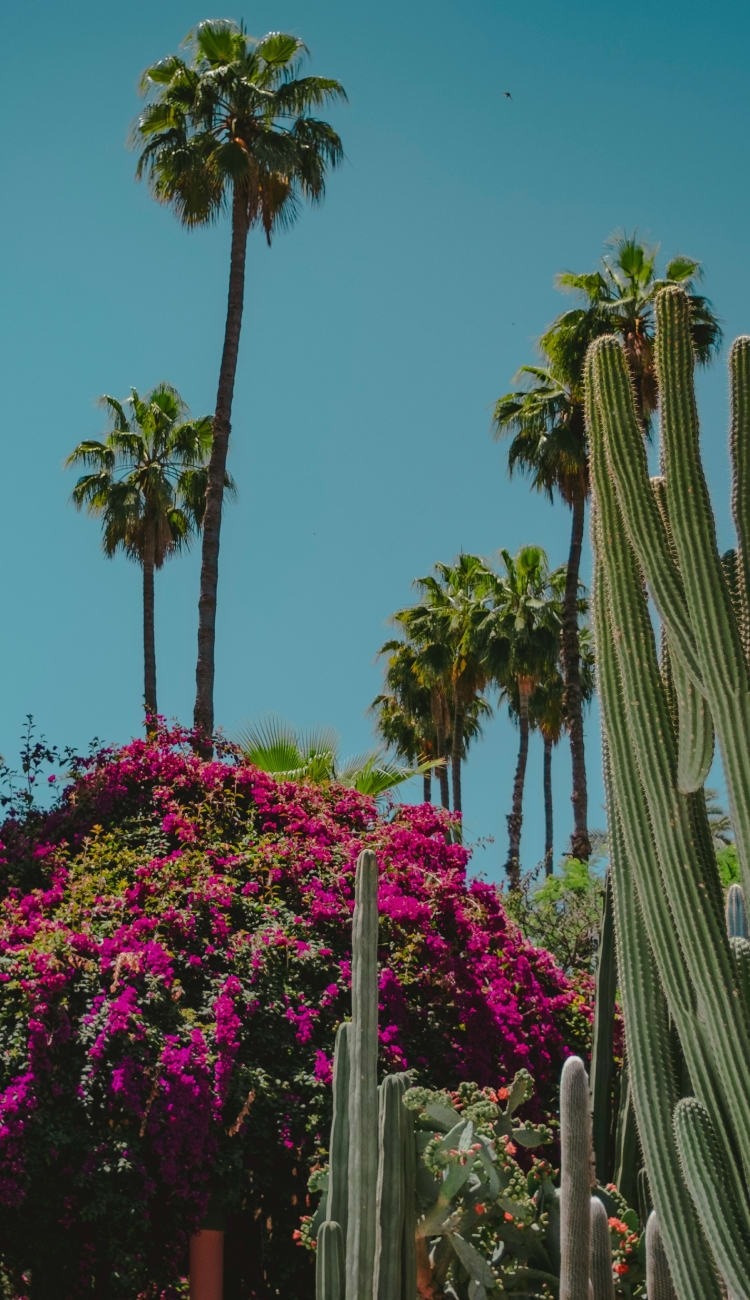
left=371, top=641, right=490, bottom=804
left=66, top=385, right=222, bottom=723
left=550, top=232, right=721, bottom=428
left=493, top=352, right=590, bottom=859
left=528, top=623, right=595, bottom=875
left=493, top=232, right=721, bottom=860
left=491, top=546, right=562, bottom=887
left=371, top=640, right=439, bottom=803
left=134, top=21, right=346, bottom=746
left=234, top=717, right=436, bottom=802
left=394, top=555, right=504, bottom=819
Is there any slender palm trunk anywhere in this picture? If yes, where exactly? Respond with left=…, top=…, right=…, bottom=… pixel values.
left=143, top=539, right=157, bottom=729
left=432, top=690, right=450, bottom=809
left=505, top=683, right=531, bottom=887
left=562, top=491, right=590, bottom=860
left=451, top=700, right=465, bottom=818
left=422, top=771, right=432, bottom=803
left=543, top=733, right=553, bottom=876
left=194, top=185, right=250, bottom=749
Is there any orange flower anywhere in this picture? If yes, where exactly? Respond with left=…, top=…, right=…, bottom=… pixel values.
left=497, top=1087, right=509, bottom=1101
left=504, top=1211, right=514, bottom=1222
left=474, top=1203, right=486, bottom=1215
left=614, top=1263, right=629, bottom=1276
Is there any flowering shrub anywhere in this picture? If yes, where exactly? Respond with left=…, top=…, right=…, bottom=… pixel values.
left=0, top=728, right=592, bottom=1297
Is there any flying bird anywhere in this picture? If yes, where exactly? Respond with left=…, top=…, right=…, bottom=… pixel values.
left=503, top=91, right=512, bottom=99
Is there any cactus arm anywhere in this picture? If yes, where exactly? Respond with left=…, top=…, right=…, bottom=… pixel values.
left=590, top=505, right=723, bottom=1296
left=645, top=1212, right=678, bottom=1300
left=590, top=870, right=616, bottom=1185
left=674, top=1097, right=750, bottom=1295
left=587, top=335, right=704, bottom=691
left=559, top=1056, right=593, bottom=1300
left=730, top=338, right=750, bottom=660
left=726, top=883, right=748, bottom=940
left=400, top=1076, right=417, bottom=1300
left=374, top=1074, right=407, bottom=1300
left=317, top=1221, right=346, bottom=1300
left=345, top=850, right=380, bottom=1300
left=604, top=780, right=723, bottom=1300
left=612, top=1068, right=638, bottom=1211
left=651, top=474, right=714, bottom=793
left=327, top=1021, right=351, bottom=1239
left=589, top=1196, right=615, bottom=1300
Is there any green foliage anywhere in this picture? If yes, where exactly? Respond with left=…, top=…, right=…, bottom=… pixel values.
left=717, top=842, right=740, bottom=885
left=505, top=859, right=607, bottom=977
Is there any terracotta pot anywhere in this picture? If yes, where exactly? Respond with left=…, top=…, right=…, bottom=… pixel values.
left=189, top=1229, right=224, bottom=1300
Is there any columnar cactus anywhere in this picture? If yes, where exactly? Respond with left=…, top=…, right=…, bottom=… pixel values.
left=589, top=1195, right=615, bottom=1300
left=587, top=285, right=750, bottom=1295
left=559, top=1056, right=593, bottom=1300
left=317, top=850, right=417, bottom=1300
left=726, top=882, right=748, bottom=940
left=644, top=1213, right=677, bottom=1300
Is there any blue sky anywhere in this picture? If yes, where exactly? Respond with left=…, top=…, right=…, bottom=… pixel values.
left=1, top=0, right=745, bottom=880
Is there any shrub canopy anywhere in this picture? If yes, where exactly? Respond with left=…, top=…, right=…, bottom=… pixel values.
left=0, top=729, right=591, bottom=1297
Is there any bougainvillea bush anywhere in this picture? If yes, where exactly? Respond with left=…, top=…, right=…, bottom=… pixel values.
left=0, top=728, right=592, bottom=1297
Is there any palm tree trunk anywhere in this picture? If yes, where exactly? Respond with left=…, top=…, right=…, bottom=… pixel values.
left=451, top=701, right=465, bottom=818
left=562, top=491, right=590, bottom=860
left=505, top=684, right=531, bottom=887
left=143, top=541, right=157, bottom=729
left=432, top=690, right=450, bottom=809
left=194, top=185, right=250, bottom=750
left=543, top=733, right=553, bottom=876
left=422, top=771, right=432, bottom=803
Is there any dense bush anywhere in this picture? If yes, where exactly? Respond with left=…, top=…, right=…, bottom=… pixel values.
left=0, top=728, right=592, bottom=1297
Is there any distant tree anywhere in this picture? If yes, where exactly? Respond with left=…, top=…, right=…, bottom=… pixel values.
left=394, top=555, right=506, bottom=819
left=134, top=21, right=346, bottom=747
left=490, top=547, right=562, bottom=887
left=66, top=385, right=224, bottom=724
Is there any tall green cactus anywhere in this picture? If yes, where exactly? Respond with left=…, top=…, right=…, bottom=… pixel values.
left=317, top=850, right=417, bottom=1300
left=559, top=1056, right=592, bottom=1300
left=588, top=285, right=750, bottom=1294
left=726, top=882, right=748, bottom=939
left=589, top=1196, right=615, bottom=1300
left=644, top=1213, right=677, bottom=1300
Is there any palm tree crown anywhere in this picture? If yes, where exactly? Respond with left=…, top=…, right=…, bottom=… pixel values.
left=134, top=21, right=346, bottom=238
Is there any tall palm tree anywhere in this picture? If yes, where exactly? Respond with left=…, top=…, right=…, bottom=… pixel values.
left=134, top=21, right=346, bottom=746
left=66, top=385, right=221, bottom=723
left=493, top=352, right=590, bottom=859
left=493, top=233, right=721, bottom=860
left=527, top=622, right=595, bottom=875
left=491, top=546, right=562, bottom=887
left=394, top=555, right=504, bottom=819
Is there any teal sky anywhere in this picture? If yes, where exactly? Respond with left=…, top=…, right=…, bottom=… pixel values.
left=2, top=0, right=746, bottom=880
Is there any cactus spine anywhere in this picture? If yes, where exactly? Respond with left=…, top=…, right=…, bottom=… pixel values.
left=317, top=851, right=416, bottom=1300
left=588, top=285, right=750, bottom=1293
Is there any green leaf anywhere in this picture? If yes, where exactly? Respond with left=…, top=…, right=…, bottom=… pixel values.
left=449, top=1232, right=497, bottom=1286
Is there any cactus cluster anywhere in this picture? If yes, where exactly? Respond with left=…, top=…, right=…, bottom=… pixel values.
left=314, top=850, right=417, bottom=1300
left=587, top=284, right=750, bottom=1295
